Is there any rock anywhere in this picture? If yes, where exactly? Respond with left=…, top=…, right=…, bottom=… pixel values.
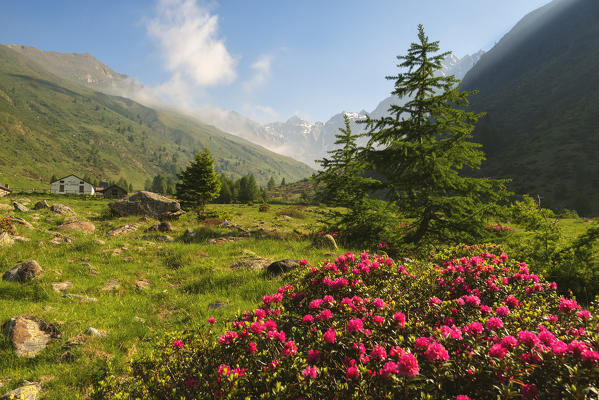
left=313, top=234, right=338, bottom=249
left=2, top=261, right=43, bottom=282
left=106, top=224, right=137, bottom=237
left=86, top=327, right=107, bottom=337
left=208, top=302, right=229, bottom=310
left=139, top=234, right=174, bottom=242
left=0, top=381, right=41, bottom=400
left=57, top=221, right=95, bottom=233
left=102, top=279, right=121, bottom=291
left=13, top=201, right=28, bottom=212
left=109, top=191, right=184, bottom=220
left=12, top=235, right=30, bottom=242
left=83, top=263, right=98, bottom=275
left=0, top=204, right=12, bottom=211
left=61, top=294, right=97, bottom=302
left=145, top=221, right=174, bottom=233
left=0, top=232, right=14, bottom=247
left=33, top=200, right=49, bottom=210
left=280, top=215, right=293, bottom=220
left=182, top=229, right=196, bottom=243
left=229, top=257, right=273, bottom=270
left=133, top=316, right=146, bottom=323
left=93, top=239, right=106, bottom=245
left=50, top=204, right=75, bottom=214
left=266, top=259, right=300, bottom=275
left=135, top=279, right=151, bottom=290
left=8, top=216, right=34, bottom=229
left=51, top=281, right=72, bottom=292
left=50, top=234, right=71, bottom=244
left=207, top=236, right=244, bottom=245
left=2, top=317, right=56, bottom=358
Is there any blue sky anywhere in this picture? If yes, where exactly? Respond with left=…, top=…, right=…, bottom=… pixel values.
left=1, top=0, right=552, bottom=123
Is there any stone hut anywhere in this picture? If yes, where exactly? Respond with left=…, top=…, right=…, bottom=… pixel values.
left=102, top=185, right=128, bottom=199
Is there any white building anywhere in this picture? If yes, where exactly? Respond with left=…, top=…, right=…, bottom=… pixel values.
left=50, top=175, right=95, bottom=195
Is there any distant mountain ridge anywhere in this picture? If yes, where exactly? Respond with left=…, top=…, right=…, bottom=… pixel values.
left=461, top=0, right=599, bottom=215
left=0, top=45, right=313, bottom=188
left=198, top=51, right=485, bottom=167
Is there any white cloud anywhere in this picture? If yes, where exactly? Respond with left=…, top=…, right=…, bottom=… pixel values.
left=243, top=54, right=273, bottom=91
left=147, top=0, right=236, bottom=88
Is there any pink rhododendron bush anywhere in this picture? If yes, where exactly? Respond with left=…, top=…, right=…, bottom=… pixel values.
left=92, top=245, right=599, bottom=399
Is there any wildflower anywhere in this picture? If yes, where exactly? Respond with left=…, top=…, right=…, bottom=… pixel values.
left=346, top=318, right=363, bottom=333
left=346, top=366, right=360, bottom=380
left=521, top=384, right=538, bottom=399
left=397, top=353, right=419, bottom=377
left=489, top=344, right=508, bottom=359
left=372, top=298, right=386, bottom=309
left=559, top=298, right=581, bottom=312
left=581, top=350, right=599, bottom=363
left=373, top=315, right=385, bottom=326
left=501, top=335, right=518, bottom=350
left=281, top=340, right=298, bottom=357
left=577, top=310, right=591, bottom=320
left=538, top=330, right=556, bottom=346
left=429, top=297, right=442, bottom=306
left=299, top=259, right=308, bottom=266
left=393, top=312, right=406, bottom=328
left=517, top=331, right=539, bottom=347
left=414, top=337, right=430, bottom=349
left=207, top=317, right=216, bottom=324
left=172, top=339, right=184, bottom=349
left=456, top=396, right=472, bottom=400
left=424, top=342, right=450, bottom=362
left=302, top=314, right=314, bottom=324
left=496, top=306, right=510, bottom=317
left=568, top=340, right=588, bottom=355
left=323, top=327, right=336, bottom=344
left=551, top=340, right=568, bottom=355
left=248, top=341, right=257, bottom=354
left=317, top=309, right=333, bottom=321
left=307, top=349, right=320, bottom=363
left=486, top=317, right=504, bottom=331
left=371, top=345, right=387, bottom=361
left=302, top=365, right=318, bottom=379
left=254, top=309, right=266, bottom=319
left=505, top=296, right=519, bottom=309
left=465, top=321, right=484, bottom=335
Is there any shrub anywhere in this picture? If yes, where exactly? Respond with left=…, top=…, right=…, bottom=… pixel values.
left=92, top=245, right=598, bottom=399
left=258, top=204, right=270, bottom=212
left=277, top=206, right=306, bottom=219
left=0, top=217, right=16, bottom=235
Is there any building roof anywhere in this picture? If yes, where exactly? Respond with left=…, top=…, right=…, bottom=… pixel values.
left=50, top=174, right=91, bottom=185
left=0, top=185, right=12, bottom=193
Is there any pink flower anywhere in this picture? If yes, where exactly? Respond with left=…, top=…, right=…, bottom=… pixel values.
left=302, top=365, right=318, bottom=379
left=538, top=330, right=556, bottom=346
left=465, top=321, right=484, bottom=335
left=486, top=317, right=504, bottom=331
left=346, top=318, right=363, bottom=333
left=568, top=340, right=588, bottom=355
left=309, top=299, right=324, bottom=309
left=248, top=341, right=257, bottom=354
left=217, top=364, right=230, bottom=376
left=517, top=331, right=539, bottom=347
left=250, top=322, right=264, bottom=335
left=424, top=342, right=450, bottom=363
left=346, top=366, right=360, bottom=380
left=559, top=298, right=581, bottom=312
left=172, top=339, right=184, bottom=349
left=429, top=297, right=442, bottom=306
left=371, top=345, right=387, bottom=361
left=299, top=259, right=308, bottom=266
left=281, top=340, right=297, bottom=357
left=414, top=337, right=430, bottom=349
left=317, top=309, right=333, bottom=321
left=372, top=298, right=386, bottom=309
left=489, top=343, right=508, bottom=359
left=393, top=312, right=406, bottom=327
left=323, top=327, right=336, bottom=344
left=456, top=396, right=472, bottom=400
left=496, top=306, right=510, bottom=317
left=207, top=317, right=216, bottom=324
left=505, top=296, right=519, bottom=309
left=381, top=361, right=398, bottom=377
left=307, top=349, right=320, bottom=363
left=581, top=350, right=599, bottom=363
left=501, top=335, right=518, bottom=350
left=302, top=314, right=314, bottom=324
left=254, top=309, right=266, bottom=319
left=373, top=315, right=385, bottom=326
left=552, top=340, right=568, bottom=355
left=397, top=353, right=419, bottom=377
left=521, top=384, right=538, bottom=399
left=577, top=310, right=591, bottom=320
left=353, top=342, right=366, bottom=354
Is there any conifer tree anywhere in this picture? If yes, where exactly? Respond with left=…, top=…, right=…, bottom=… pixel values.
left=267, top=177, right=276, bottom=190
left=315, top=114, right=377, bottom=207
left=363, top=25, right=509, bottom=244
left=175, top=149, right=220, bottom=213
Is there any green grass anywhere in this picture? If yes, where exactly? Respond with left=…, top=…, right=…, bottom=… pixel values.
left=0, top=194, right=342, bottom=399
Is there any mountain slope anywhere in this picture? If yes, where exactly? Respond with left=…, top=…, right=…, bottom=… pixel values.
left=461, top=0, right=599, bottom=215
left=0, top=45, right=313, bottom=189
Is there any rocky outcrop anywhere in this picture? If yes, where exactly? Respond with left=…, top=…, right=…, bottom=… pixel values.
left=266, top=259, right=300, bottom=275
left=145, top=221, right=174, bottom=233
left=2, top=261, right=43, bottom=282
left=109, top=191, right=184, bottom=220
left=13, top=201, right=29, bottom=212
left=2, top=317, right=57, bottom=358
left=0, top=232, right=14, bottom=247
left=139, top=234, right=174, bottom=242
left=50, top=204, right=75, bottom=215
left=313, top=234, right=338, bottom=249
left=57, top=221, right=95, bottom=233
left=33, top=200, right=49, bottom=210
left=0, top=381, right=41, bottom=400
left=106, top=224, right=137, bottom=237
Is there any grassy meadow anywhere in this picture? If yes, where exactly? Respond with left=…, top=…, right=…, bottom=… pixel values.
left=0, top=193, right=597, bottom=399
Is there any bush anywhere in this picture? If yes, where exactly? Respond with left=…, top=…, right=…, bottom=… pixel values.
left=258, top=204, right=270, bottom=212
left=277, top=206, right=306, bottom=219
left=92, top=245, right=598, bottom=399
left=0, top=217, right=16, bottom=235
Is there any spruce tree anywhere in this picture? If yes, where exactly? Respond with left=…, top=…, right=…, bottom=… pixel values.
left=175, top=149, right=220, bottom=213
left=364, top=25, right=509, bottom=244
left=267, top=177, right=276, bottom=190
left=314, top=114, right=377, bottom=207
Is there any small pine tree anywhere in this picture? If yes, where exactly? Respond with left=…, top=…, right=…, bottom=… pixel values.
left=363, top=25, right=510, bottom=244
left=128, top=183, right=133, bottom=193
left=280, top=177, right=286, bottom=187
left=175, top=149, right=220, bottom=213
left=267, top=177, right=276, bottom=190
left=50, top=174, right=58, bottom=184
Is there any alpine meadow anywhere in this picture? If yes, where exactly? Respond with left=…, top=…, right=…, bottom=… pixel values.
left=1, top=1, right=598, bottom=399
